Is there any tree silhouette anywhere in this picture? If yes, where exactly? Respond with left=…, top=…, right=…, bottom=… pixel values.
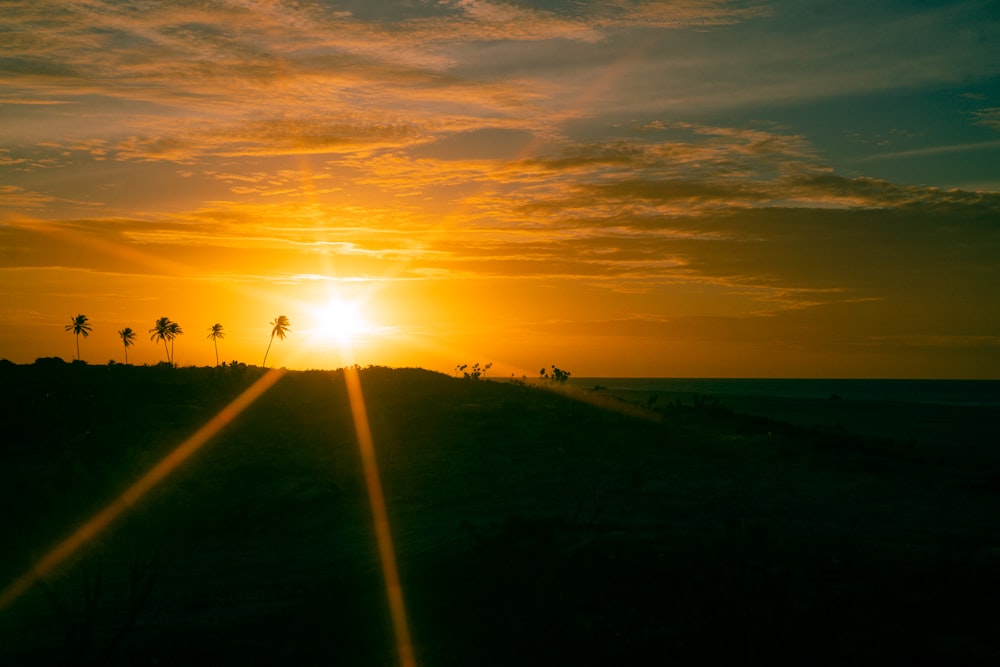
left=262, top=315, right=290, bottom=367
left=167, top=321, right=183, bottom=366
left=118, top=327, right=137, bottom=365
left=65, top=314, right=92, bottom=361
left=149, top=317, right=173, bottom=364
left=207, top=323, right=225, bottom=366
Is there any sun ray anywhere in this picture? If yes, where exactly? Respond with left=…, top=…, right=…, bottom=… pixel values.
left=343, top=365, right=416, bottom=667
left=0, top=368, right=287, bottom=612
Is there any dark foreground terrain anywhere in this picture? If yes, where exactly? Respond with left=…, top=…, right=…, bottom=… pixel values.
left=1, top=361, right=999, bottom=665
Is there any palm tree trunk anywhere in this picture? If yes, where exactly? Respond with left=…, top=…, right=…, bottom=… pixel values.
left=162, top=339, right=170, bottom=364
left=75, top=334, right=80, bottom=361
left=124, top=345, right=128, bottom=366
left=262, top=334, right=274, bottom=367
left=214, top=340, right=219, bottom=367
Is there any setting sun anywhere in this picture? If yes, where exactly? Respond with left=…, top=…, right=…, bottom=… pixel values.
left=306, top=297, right=373, bottom=347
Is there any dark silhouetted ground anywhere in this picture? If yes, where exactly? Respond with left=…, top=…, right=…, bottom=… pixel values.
left=1, top=362, right=999, bottom=665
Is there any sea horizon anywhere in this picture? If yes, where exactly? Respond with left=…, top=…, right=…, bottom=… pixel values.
left=569, top=377, right=1000, bottom=407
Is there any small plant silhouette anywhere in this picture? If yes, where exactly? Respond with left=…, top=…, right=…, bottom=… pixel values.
left=456, top=362, right=492, bottom=380
left=540, top=365, right=571, bottom=383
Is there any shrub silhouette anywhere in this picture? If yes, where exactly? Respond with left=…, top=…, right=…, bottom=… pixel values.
left=540, top=365, right=571, bottom=383
left=456, top=362, right=492, bottom=380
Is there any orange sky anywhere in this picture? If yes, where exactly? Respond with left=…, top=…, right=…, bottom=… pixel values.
left=2, top=0, right=999, bottom=377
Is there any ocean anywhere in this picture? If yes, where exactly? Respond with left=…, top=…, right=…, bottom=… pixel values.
left=569, top=378, right=1000, bottom=407
left=566, top=378, right=1000, bottom=445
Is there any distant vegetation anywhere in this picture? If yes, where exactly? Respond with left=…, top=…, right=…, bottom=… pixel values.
left=454, top=362, right=492, bottom=380
left=540, top=364, right=571, bottom=383
left=46, top=314, right=292, bottom=369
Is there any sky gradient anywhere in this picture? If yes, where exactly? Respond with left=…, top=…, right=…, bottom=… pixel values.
left=2, top=0, right=999, bottom=377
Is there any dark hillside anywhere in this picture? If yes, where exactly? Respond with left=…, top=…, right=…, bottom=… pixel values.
left=1, top=363, right=999, bottom=665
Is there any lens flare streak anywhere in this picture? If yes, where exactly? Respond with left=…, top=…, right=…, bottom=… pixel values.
left=343, top=365, right=416, bottom=667
left=0, top=368, right=287, bottom=612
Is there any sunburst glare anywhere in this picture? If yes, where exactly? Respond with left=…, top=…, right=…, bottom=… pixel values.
left=304, top=296, right=374, bottom=348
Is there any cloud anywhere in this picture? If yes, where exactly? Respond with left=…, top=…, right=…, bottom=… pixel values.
left=855, top=140, right=1000, bottom=163
left=8, top=92, right=998, bottom=317
left=6, top=0, right=990, bottom=199
left=0, top=0, right=776, bottom=168
left=417, top=0, right=604, bottom=43
left=108, top=117, right=427, bottom=162
left=0, top=98, right=74, bottom=106
left=0, top=185, right=105, bottom=212
left=564, top=1, right=1000, bottom=115
left=0, top=186, right=58, bottom=209
left=395, top=0, right=768, bottom=44
left=971, top=108, right=1000, bottom=132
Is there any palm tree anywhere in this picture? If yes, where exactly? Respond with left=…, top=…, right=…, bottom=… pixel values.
left=65, top=314, right=92, bottom=361
left=149, top=316, right=173, bottom=364
left=262, top=315, right=290, bottom=367
left=118, top=327, right=137, bottom=365
left=167, top=320, right=183, bottom=366
left=207, top=323, right=225, bottom=366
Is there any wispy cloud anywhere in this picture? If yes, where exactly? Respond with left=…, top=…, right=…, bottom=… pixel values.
left=856, top=140, right=1000, bottom=162
left=0, top=0, right=775, bottom=162
left=972, top=107, right=1000, bottom=131
left=0, top=98, right=74, bottom=105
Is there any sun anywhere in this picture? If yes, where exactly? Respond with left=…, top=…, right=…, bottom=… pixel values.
left=308, top=297, right=372, bottom=346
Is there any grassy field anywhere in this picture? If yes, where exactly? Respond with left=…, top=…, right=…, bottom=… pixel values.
left=2, top=361, right=999, bottom=665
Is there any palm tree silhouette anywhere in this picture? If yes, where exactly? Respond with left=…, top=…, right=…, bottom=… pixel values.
left=118, top=327, right=137, bottom=365
left=207, top=323, right=225, bottom=366
left=65, top=314, right=92, bottom=361
left=262, top=315, right=290, bottom=367
left=167, top=321, right=183, bottom=366
left=149, top=317, right=173, bottom=364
